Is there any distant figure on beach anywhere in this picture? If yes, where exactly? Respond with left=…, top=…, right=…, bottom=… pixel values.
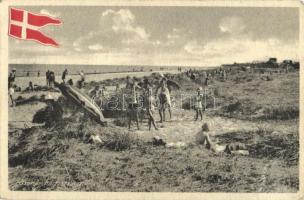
left=77, top=70, right=85, bottom=88
left=46, top=70, right=50, bottom=87
left=67, top=79, right=73, bottom=86
left=28, top=81, right=34, bottom=91
left=8, top=69, right=16, bottom=107
left=125, top=76, right=133, bottom=89
left=37, top=71, right=40, bottom=77
left=9, top=84, right=15, bottom=107
left=49, top=71, right=55, bottom=88
left=194, top=87, right=204, bottom=121
left=62, top=69, right=68, bottom=83
left=205, top=76, right=210, bottom=86
left=8, top=68, right=16, bottom=88
left=80, top=70, right=85, bottom=81
left=26, top=71, right=30, bottom=77
left=115, top=83, right=120, bottom=92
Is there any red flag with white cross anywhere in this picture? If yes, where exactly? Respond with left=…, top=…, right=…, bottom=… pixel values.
left=9, top=8, right=61, bottom=47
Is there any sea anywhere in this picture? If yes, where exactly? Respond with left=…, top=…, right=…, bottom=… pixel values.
left=9, top=64, right=186, bottom=77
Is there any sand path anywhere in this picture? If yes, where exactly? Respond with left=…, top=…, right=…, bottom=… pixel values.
left=118, top=109, right=297, bottom=143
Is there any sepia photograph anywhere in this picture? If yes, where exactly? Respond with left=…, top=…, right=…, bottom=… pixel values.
left=1, top=0, right=302, bottom=199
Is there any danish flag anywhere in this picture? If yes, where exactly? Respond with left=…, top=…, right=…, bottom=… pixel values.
left=9, top=8, right=61, bottom=47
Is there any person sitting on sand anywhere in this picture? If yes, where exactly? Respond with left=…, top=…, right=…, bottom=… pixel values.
left=44, top=93, right=63, bottom=128
left=195, top=123, right=213, bottom=149
left=89, top=85, right=103, bottom=107
left=195, top=123, right=249, bottom=155
left=194, top=87, right=204, bottom=121
left=67, top=79, right=73, bottom=86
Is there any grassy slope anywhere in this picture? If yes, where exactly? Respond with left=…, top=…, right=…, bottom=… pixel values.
left=9, top=124, right=298, bottom=192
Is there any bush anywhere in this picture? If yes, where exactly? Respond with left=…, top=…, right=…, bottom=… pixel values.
left=261, top=106, right=299, bottom=120
left=213, top=87, right=221, bottom=97
left=101, top=132, right=138, bottom=151
left=113, top=117, right=129, bottom=127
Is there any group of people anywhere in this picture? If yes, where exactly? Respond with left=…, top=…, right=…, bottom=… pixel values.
left=120, top=76, right=173, bottom=130
left=122, top=75, right=206, bottom=131
left=47, top=68, right=86, bottom=89
left=186, top=67, right=230, bottom=86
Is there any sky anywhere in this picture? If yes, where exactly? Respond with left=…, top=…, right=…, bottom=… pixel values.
left=9, top=6, right=299, bottom=66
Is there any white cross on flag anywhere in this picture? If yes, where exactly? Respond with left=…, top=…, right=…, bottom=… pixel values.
left=9, top=8, right=61, bottom=47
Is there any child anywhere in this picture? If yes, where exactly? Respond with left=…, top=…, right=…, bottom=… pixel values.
left=145, top=87, right=158, bottom=131
left=195, top=123, right=213, bottom=149
left=194, top=87, right=204, bottom=121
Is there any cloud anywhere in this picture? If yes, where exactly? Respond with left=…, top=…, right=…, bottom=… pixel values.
left=73, top=9, right=150, bottom=52
left=182, top=15, right=298, bottom=65
left=9, top=36, right=69, bottom=60
left=88, top=44, right=103, bottom=51
left=184, top=36, right=298, bottom=65
left=219, top=16, right=246, bottom=34
left=167, top=28, right=181, bottom=40
left=40, top=9, right=61, bottom=18
left=184, top=40, right=205, bottom=55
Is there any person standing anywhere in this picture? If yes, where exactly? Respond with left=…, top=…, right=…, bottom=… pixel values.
left=127, top=81, right=141, bottom=130
left=62, top=69, right=68, bottom=83
left=49, top=71, right=55, bottom=88
left=8, top=69, right=16, bottom=107
left=46, top=70, right=50, bottom=87
left=194, top=87, right=204, bottom=121
left=8, top=69, right=16, bottom=88
left=78, top=70, right=85, bottom=88
left=145, top=87, right=158, bottom=131
left=9, top=85, right=15, bottom=107
left=115, top=83, right=120, bottom=92
left=37, top=71, right=40, bottom=77
left=156, top=77, right=172, bottom=122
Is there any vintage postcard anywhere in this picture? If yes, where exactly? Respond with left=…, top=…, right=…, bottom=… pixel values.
left=0, top=0, right=303, bottom=199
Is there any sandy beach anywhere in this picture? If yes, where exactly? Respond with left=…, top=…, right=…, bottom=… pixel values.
left=8, top=66, right=299, bottom=192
